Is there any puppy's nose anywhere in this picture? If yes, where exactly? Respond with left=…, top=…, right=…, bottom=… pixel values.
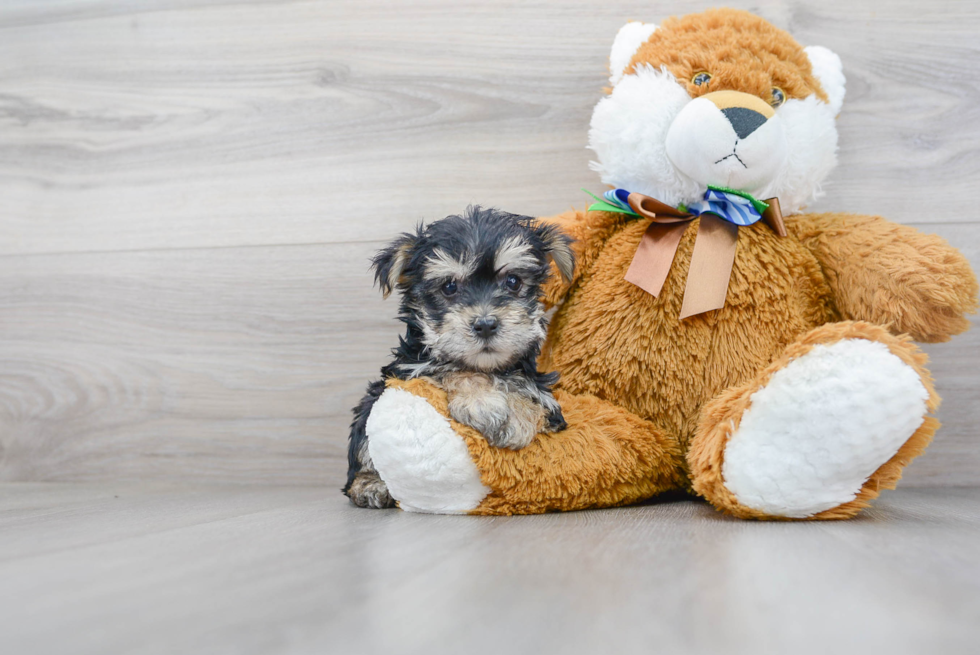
left=702, top=90, right=775, bottom=140
left=472, top=316, right=499, bottom=340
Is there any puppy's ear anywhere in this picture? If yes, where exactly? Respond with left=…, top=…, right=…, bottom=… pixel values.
left=536, top=223, right=575, bottom=283
left=372, top=231, right=418, bottom=299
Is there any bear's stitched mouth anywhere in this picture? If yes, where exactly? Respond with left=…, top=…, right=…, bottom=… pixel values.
left=714, top=141, right=748, bottom=168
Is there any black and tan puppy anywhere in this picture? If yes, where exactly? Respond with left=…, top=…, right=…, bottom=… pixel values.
left=344, top=206, right=575, bottom=508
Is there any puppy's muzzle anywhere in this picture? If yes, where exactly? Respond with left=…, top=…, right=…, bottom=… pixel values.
left=472, top=315, right=499, bottom=341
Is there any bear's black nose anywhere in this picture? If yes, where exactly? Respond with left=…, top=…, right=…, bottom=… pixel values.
left=722, top=106, right=768, bottom=139
left=472, top=316, right=499, bottom=340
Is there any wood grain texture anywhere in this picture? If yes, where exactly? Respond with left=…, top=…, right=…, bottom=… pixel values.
left=0, top=241, right=394, bottom=483
left=0, top=0, right=977, bottom=486
left=0, top=0, right=978, bottom=255
left=1, top=483, right=979, bottom=654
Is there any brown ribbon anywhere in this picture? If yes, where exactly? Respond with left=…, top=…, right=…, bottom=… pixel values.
left=623, top=193, right=785, bottom=319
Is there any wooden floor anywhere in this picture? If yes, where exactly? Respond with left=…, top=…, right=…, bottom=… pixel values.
left=2, top=481, right=979, bottom=654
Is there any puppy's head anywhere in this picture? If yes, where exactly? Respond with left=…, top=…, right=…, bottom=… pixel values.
left=373, top=206, right=573, bottom=372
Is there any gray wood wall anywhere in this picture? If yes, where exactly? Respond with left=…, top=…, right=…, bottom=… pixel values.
left=1, top=0, right=977, bottom=487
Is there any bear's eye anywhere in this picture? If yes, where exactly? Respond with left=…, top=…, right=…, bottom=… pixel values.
left=692, top=72, right=712, bottom=87
left=441, top=280, right=458, bottom=297
left=770, top=87, right=786, bottom=107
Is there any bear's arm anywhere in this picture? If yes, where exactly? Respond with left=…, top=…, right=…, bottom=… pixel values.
left=537, top=206, right=630, bottom=308
left=787, top=212, right=978, bottom=342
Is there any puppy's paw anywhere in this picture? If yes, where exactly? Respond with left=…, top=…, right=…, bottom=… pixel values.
left=484, top=417, right=537, bottom=450
left=444, top=371, right=546, bottom=450
left=544, top=407, right=567, bottom=433
left=346, top=472, right=396, bottom=509
left=485, top=393, right=545, bottom=449
left=446, top=372, right=509, bottom=439
left=448, top=387, right=536, bottom=450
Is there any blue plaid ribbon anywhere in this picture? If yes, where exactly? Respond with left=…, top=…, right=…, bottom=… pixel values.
left=600, top=186, right=768, bottom=226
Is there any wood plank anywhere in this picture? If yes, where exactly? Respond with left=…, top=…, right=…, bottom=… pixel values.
left=0, top=484, right=978, bottom=654
left=1, top=0, right=979, bottom=256
left=0, top=481, right=328, bottom=561
left=0, top=241, right=396, bottom=483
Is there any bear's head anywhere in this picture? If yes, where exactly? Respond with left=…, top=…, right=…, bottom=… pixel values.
left=589, top=9, right=846, bottom=214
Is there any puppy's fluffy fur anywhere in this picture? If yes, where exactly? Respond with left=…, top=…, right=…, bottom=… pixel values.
left=344, top=207, right=575, bottom=509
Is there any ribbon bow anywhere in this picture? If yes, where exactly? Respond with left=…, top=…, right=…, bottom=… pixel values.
left=586, top=186, right=786, bottom=319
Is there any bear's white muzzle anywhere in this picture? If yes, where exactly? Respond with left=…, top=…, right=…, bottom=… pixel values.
left=666, top=90, right=787, bottom=194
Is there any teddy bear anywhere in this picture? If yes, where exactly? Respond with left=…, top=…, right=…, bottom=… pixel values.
left=360, top=8, right=978, bottom=519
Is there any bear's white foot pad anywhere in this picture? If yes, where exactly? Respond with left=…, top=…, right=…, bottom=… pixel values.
left=366, top=388, right=490, bottom=514
left=722, top=339, right=929, bottom=518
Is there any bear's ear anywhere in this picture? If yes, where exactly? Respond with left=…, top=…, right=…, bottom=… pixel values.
left=609, top=21, right=658, bottom=86
left=371, top=230, right=419, bottom=299
left=805, top=45, right=846, bottom=115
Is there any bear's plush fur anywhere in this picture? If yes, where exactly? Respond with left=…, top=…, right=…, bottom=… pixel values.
left=362, top=9, right=978, bottom=519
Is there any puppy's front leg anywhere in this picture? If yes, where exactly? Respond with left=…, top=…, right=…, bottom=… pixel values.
left=539, top=388, right=567, bottom=433
left=444, top=372, right=540, bottom=449
left=344, top=380, right=396, bottom=509
left=510, top=371, right=566, bottom=434
left=501, top=391, right=547, bottom=448
left=445, top=372, right=509, bottom=446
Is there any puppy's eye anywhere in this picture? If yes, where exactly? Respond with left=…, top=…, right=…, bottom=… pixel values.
left=770, top=87, right=786, bottom=107
left=504, top=274, right=522, bottom=292
left=692, top=72, right=712, bottom=87
left=441, top=280, right=458, bottom=297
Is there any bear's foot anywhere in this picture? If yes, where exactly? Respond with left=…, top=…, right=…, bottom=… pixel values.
left=366, top=387, right=491, bottom=514
left=689, top=322, right=940, bottom=520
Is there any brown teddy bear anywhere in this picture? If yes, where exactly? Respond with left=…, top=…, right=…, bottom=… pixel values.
left=361, top=8, right=978, bottom=519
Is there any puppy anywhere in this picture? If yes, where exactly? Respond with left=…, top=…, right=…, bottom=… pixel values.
left=344, top=206, right=575, bottom=509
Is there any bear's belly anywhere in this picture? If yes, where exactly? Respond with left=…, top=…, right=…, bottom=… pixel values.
left=545, top=216, right=837, bottom=450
